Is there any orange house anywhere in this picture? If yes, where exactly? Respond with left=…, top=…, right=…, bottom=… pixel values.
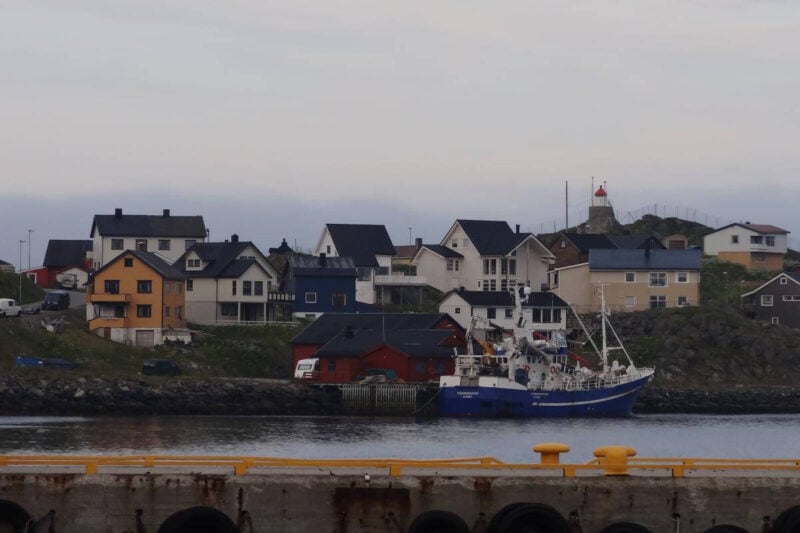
left=86, top=250, right=189, bottom=347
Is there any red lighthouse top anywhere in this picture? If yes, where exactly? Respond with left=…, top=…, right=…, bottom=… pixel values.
left=594, top=185, right=607, bottom=197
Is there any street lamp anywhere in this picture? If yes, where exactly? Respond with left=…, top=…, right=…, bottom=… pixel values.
left=27, top=229, right=33, bottom=270
left=18, top=240, right=26, bottom=303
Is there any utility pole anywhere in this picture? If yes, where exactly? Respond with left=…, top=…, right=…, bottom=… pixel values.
left=18, top=240, right=26, bottom=303
left=565, top=180, right=569, bottom=230
left=27, top=229, right=33, bottom=270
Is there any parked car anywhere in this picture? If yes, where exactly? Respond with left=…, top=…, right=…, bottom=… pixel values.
left=42, top=290, right=70, bottom=311
left=15, top=355, right=78, bottom=370
left=0, top=298, right=21, bottom=318
left=142, top=359, right=181, bottom=376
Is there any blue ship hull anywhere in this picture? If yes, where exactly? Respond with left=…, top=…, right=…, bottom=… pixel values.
left=439, top=374, right=652, bottom=417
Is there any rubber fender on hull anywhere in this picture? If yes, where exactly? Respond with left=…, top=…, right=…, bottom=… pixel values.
left=156, top=506, right=238, bottom=533
left=774, top=506, right=800, bottom=533
left=0, top=500, right=31, bottom=531
left=487, top=502, right=569, bottom=533
left=407, top=510, right=469, bottom=533
left=703, top=526, right=749, bottom=533
left=599, top=522, right=651, bottom=533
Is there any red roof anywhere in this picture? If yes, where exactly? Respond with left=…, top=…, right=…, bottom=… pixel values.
left=594, top=185, right=607, bottom=197
left=741, top=223, right=790, bottom=235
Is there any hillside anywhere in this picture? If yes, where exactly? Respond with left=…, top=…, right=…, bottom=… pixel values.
left=0, top=271, right=45, bottom=304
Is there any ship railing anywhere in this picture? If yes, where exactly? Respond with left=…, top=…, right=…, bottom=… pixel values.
left=2, top=448, right=799, bottom=479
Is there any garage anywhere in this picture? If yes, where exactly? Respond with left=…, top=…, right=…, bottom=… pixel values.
left=135, top=330, right=155, bottom=347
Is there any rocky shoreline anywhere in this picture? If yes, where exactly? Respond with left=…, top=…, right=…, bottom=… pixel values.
left=1, top=377, right=799, bottom=416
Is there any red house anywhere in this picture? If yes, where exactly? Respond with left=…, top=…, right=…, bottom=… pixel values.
left=24, top=240, right=93, bottom=288
left=291, top=313, right=464, bottom=383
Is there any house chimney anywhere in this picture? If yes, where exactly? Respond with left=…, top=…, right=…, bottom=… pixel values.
left=231, top=234, right=239, bottom=243
left=516, top=224, right=520, bottom=234
left=415, top=237, right=423, bottom=250
left=114, top=208, right=123, bottom=218
left=163, top=209, right=170, bottom=217
left=319, top=253, right=327, bottom=267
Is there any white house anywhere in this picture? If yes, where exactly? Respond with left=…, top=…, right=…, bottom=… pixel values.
left=438, top=289, right=568, bottom=334
left=90, top=209, right=207, bottom=269
left=176, top=236, right=283, bottom=324
left=413, top=220, right=555, bottom=294
left=703, top=223, right=789, bottom=271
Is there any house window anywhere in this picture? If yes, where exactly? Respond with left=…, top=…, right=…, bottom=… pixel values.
left=761, top=295, right=773, bottom=306
left=305, top=292, right=317, bottom=304
left=625, top=272, right=635, bottom=283
left=158, top=240, right=170, bottom=251
left=232, top=280, right=237, bottom=295
left=111, top=239, right=124, bottom=250
left=187, top=279, right=193, bottom=292
left=482, top=279, right=497, bottom=291
left=483, top=259, right=497, bottom=275
left=326, top=245, right=331, bottom=254
left=487, top=308, right=496, bottom=319
left=542, top=309, right=552, bottom=323
left=649, top=272, right=667, bottom=287
left=505, top=309, right=513, bottom=318
left=332, top=292, right=347, bottom=307
left=771, top=317, right=780, bottom=325
left=453, top=307, right=461, bottom=315
left=501, top=259, right=516, bottom=275
left=451, top=240, right=458, bottom=248
left=649, top=295, right=667, bottom=309
left=135, top=239, right=148, bottom=252
left=780, top=277, right=788, bottom=285
left=625, top=296, right=636, bottom=308
left=676, top=272, right=689, bottom=283
left=220, top=303, right=237, bottom=316
left=677, top=296, right=688, bottom=307
left=136, top=280, right=152, bottom=294
left=185, top=240, right=196, bottom=250
left=254, top=281, right=263, bottom=295
left=124, top=258, right=133, bottom=267
left=164, top=306, right=170, bottom=318
left=136, top=304, right=152, bottom=318
left=750, top=235, right=763, bottom=244
left=560, top=240, right=566, bottom=248
left=731, top=235, right=739, bottom=244
left=553, top=309, right=562, bottom=322
left=104, top=280, right=120, bottom=294
left=766, top=236, right=776, bottom=246
left=783, top=295, right=800, bottom=302
left=243, top=281, right=252, bottom=296
left=446, top=259, right=459, bottom=271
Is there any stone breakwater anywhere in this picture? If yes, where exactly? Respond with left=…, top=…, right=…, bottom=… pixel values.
left=1, top=377, right=799, bottom=415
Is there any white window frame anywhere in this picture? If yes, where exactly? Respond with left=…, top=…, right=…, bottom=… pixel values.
left=624, top=296, right=636, bottom=308
left=766, top=236, right=776, bottom=246
left=761, top=295, right=773, bottom=306
left=780, top=277, right=788, bottom=285
left=649, top=272, right=667, bottom=287
left=677, top=296, right=688, bottom=307
left=782, top=295, right=800, bottom=302
left=648, top=295, right=667, bottom=309
left=771, top=316, right=780, bottom=325
left=624, top=272, right=636, bottom=283
left=676, top=272, right=689, bottom=283
left=305, top=292, right=317, bottom=304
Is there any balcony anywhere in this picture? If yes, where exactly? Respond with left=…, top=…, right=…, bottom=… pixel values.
left=374, top=273, right=428, bottom=287
left=88, top=293, right=131, bottom=303
left=89, top=317, right=126, bottom=331
left=267, top=291, right=294, bottom=303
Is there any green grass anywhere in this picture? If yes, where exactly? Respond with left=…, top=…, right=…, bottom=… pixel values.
left=0, top=271, right=45, bottom=304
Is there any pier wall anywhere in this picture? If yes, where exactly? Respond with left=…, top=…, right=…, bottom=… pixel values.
left=2, top=469, right=800, bottom=532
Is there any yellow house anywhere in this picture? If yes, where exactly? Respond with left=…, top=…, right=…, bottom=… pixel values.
left=86, top=250, right=189, bottom=347
left=549, top=248, right=702, bottom=313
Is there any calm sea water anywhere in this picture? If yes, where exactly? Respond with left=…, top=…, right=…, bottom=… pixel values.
left=0, top=414, right=796, bottom=463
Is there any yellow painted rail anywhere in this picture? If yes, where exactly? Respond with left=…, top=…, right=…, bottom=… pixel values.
left=1, top=444, right=799, bottom=478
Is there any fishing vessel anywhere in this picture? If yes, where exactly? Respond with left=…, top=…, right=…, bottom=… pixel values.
left=439, top=285, right=655, bottom=417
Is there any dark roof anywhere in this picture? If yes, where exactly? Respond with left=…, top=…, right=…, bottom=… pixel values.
left=326, top=224, right=396, bottom=267
left=289, top=255, right=357, bottom=277
left=449, top=290, right=568, bottom=308
left=607, top=235, right=666, bottom=250
left=455, top=220, right=531, bottom=256
left=291, top=313, right=456, bottom=345
left=558, top=233, right=615, bottom=253
left=0, top=259, right=12, bottom=267
left=420, top=245, right=463, bottom=258
left=43, top=240, right=93, bottom=268
left=315, top=329, right=454, bottom=358
left=394, top=244, right=420, bottom=258
left=91, top=212, right=206, bottom=238
left=711, top=223, right=790, bottom=235
left=268, top=238, right=294, bottom=255
left=176, top=242, right=267, bottom=278
left=790, top=273, right=800, bottom=283
left=589, top=249, right=702, bottom=270
left=93, top=250, right=184, bottom=280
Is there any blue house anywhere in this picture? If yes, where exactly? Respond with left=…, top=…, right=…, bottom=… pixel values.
left=284, top=255, right=358, bottom=318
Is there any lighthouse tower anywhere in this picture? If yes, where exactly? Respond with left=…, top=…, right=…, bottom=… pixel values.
left=585, top=182, right=622, bottom=234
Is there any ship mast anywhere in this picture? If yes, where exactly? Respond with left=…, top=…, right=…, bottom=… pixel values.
left=599, top=284, right=609, bottom=372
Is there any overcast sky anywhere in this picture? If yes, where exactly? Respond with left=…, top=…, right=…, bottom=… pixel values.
left=2, top=1, right=799, bottom=267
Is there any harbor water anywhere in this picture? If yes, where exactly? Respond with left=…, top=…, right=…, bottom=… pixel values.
left=1, top=413, right=797, bottom=462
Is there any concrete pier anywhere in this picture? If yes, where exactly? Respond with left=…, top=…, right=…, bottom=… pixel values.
left=2, top=452, right=800, bottom=532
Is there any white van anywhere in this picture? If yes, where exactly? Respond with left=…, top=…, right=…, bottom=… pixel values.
left=0, top=298, right=22, bottom=317
left=294, top=358, right=320, bottom=379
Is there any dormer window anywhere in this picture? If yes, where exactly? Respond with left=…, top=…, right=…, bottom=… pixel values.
left=186, top=258, right=201, bottom=269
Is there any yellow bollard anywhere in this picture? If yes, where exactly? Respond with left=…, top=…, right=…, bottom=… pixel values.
left=533, top=443, right=571, bottom=465
left=593, top=446, right=636, bottom=476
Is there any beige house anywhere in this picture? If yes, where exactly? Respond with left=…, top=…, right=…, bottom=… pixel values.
left=549, top=249, right=702, bottom=313
left=703, top=223, right=789, bottom=270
